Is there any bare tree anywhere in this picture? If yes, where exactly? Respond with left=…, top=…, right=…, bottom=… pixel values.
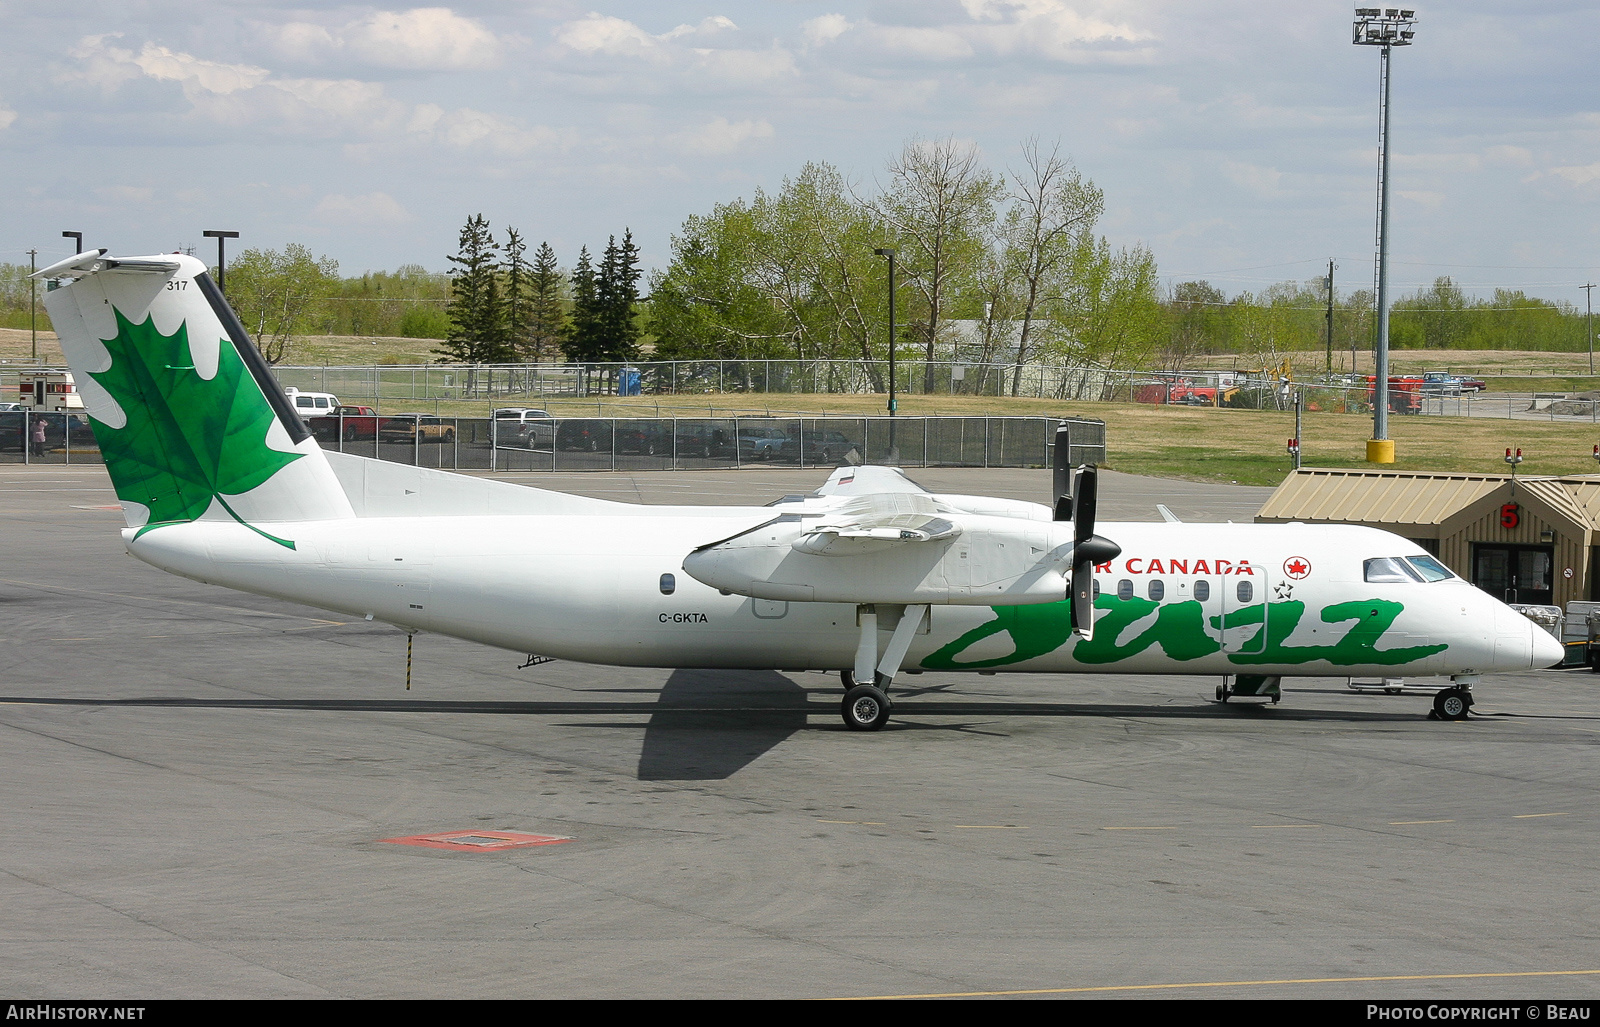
left=873, top=137, right=1002, bottom=391
left=1002, top=138, right=1104, bottom=394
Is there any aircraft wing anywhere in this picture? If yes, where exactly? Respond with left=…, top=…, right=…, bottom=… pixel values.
left=815, top=465, right=927, bottom=496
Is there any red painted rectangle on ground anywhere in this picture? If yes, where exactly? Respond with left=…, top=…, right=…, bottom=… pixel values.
left=380, top=830, right=571, bottom=852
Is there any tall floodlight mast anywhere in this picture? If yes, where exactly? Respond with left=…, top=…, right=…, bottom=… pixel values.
left=1353, top=7, right=1417, bottom=465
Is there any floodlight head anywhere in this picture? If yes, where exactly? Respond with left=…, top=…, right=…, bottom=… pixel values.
left=874, top=247, right=896, bottom=258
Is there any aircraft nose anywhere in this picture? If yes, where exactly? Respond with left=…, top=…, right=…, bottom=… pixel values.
left=1531, top=622, right=1565, bottom=669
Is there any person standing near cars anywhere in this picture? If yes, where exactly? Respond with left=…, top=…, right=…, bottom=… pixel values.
left=31, top=417, right=47, bottom=457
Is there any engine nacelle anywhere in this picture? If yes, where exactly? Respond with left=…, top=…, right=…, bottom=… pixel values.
left=682, top=513, right=1076, bottom=605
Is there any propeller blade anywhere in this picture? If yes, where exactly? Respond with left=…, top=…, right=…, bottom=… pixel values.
left=1051, top=423, right=1072, bottom=520
left=1065, top=465, right=1120, bottom=639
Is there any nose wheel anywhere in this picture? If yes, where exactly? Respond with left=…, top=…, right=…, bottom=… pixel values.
left=842, top=684, right=893, bottom=731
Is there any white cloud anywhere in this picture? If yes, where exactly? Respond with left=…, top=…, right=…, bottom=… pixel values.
left=0, top=106, right=14, bottom=131
left=555, top=14, right=661, bottom=59
left=274, top=8, right=503, bottom=71
left=95, top=185, right=154, bottom=203
left=803, top=15, right=852, bottom=47
left=314, top=192, right=413, bottom=225
left=1551, top=162, right=1600, bottom=188
left=61, top=34, right=557, bottom=154
left=1221, top=160, right=1283, bottom=196
left=677, top=116, right=775, bottom=155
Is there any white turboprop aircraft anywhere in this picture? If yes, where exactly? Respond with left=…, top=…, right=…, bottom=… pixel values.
left=36, top=251, right=1561, bottom=729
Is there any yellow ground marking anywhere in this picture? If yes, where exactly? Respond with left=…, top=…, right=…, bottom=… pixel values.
left=1101, top=826, right=1178, bottom=831
left=834, top=968, right=1600, bottom=1000
left=1513, top=812, right=1572, bottom=819
left=1390, top=820, right=1456, bottom=825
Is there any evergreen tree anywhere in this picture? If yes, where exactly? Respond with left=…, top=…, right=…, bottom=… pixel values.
left=504, top=227, right=530, bottom=356
left=563, top=246, right=601, bottom=361
left=603, top=229, right=643, bottom=360
left=438, top=213, right=511, bottom=363
left=526, top=241, right=565, bottom=362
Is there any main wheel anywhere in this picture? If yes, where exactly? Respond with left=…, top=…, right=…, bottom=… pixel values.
left=841, top=685, right=892, bottom=731
left=1433, top=688, right=1470, bottom=721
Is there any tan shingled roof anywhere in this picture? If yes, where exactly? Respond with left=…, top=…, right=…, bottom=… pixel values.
left=1257, top=469, right=1504, bottom=526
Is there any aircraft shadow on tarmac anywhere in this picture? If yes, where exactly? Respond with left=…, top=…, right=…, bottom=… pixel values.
left=6, top=675, right=1517, bottom=783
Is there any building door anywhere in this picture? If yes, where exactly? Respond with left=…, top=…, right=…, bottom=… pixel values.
left=1473, top=544, right=1553, bottom=605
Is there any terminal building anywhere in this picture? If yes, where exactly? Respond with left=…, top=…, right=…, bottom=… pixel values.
left=1256, top=469, right=1600, bottom=609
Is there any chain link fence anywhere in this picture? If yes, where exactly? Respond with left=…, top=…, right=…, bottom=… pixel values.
left=0, top=412, right=1087, bottom=473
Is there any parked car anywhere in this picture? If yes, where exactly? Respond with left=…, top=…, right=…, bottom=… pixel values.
left=284, top=388, right=340, bottom=422
left=735, top=424, right=789, bottom=460
left=307, top=405, right=386, bottom=441
left=380, top=414, right=457, bottom=443
left=492, top=408, right=555, bottom=448
left=673, top=422, right=734, bottom=459
left=778, top=429, right=857, bottom=464
left=613, top=422, right=673, bottom=456
left=1421, top=372, right=1488, bottom=395
left=556, top=419, right=613, bottom=452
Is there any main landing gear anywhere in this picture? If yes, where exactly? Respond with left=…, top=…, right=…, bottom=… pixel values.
left=1430, top=686, right=1474, bottom=721
left=838, top=604, right=928, bottom=732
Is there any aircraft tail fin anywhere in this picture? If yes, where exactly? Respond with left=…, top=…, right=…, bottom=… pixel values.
left=37, top=251, right=354, bottom=544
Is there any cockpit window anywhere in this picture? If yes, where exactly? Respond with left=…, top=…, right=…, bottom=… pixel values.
left=1405, top=554, right=1454, bottom=581
left=1364, top=557, right=1419, bottom=583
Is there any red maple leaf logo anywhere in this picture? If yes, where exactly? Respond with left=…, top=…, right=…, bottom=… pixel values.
left=1283, top=557, right=1311, bottom=579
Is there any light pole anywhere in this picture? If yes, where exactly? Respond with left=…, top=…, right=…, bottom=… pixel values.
left=1584, top=283, right=1595, bottom=375
left=62, top=231, right=83, bottom=254
left=204, top=230, right=240, bottom=294
left=1353, top=6, right=1417, bottom=465
left=874, top=247, right=898, bottom=461
left=28, top=248, right=37, bottom=361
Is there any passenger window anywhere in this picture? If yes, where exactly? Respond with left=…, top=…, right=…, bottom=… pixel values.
left=1148, top=579, right=1164, bottom=601
left=1236, top=580, right=1253, bottom=603
left=1364, top=557, right=1416, bottom=583
left=1406, top=555, right=1454, bottom=581
left=296, top=396, right=312, bottom=408
left=1194, top=579, right=1210, bottom=601
left=659, top=573, right=676, bottom=595
left=1117, top=579, right=1133, bottom=600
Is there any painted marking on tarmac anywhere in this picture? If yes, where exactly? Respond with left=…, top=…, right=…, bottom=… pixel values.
left=834, top=968, right=1600, bottom=1000
left=380, top=830, right=572, bottom=852
left=1513, top=812, right=1571, bottom=819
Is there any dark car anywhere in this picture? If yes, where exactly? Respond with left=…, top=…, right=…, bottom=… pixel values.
left=613, top=422, right=673, bottom=456
left=778, top=429, right=857, bottom=464
left=673, top=423, right=734, bottom=459
left=555, top=419, right=614, bottom=452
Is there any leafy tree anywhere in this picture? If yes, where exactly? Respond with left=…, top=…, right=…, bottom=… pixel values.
left=1001, top=139, right=1103, bottom=394
left=438, top=214, right=511, bottom=363
left=874, top=136, right=1002, bottom=388
left=225, top=243, right=339, bottom=364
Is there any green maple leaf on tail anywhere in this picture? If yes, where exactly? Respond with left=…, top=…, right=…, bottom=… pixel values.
left=86, top=309, right=302, bottom=549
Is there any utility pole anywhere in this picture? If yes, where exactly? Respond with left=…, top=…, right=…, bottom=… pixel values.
left=203, top=230, right=240, bottom=294
left=1325, top=259, right=1335, bottom=375
left=874, top=247, right=899, bottom=462
left=1585, top=283, right=1596, bottom=376
left=28, top=249, right=37, bottom=361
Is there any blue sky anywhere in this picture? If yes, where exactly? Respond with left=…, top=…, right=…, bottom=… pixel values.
left=3, top=1, right=1596, bottom=304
